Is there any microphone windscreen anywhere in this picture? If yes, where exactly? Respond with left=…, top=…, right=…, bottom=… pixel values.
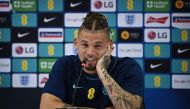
left=81, top=60, right=86, bottom=67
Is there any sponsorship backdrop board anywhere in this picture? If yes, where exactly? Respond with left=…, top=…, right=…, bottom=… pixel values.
left=0, top=0, right=190, bottom=109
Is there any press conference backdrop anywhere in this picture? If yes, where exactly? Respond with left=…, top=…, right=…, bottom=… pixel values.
left=0, top=0, right=190, bottom=109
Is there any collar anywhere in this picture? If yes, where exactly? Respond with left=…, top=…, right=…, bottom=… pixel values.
left=107, top=56, right=117, bottom=74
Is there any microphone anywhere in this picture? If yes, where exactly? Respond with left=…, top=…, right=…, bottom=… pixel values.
left=72, top=60, right=86, bottom=105
left=81, top=60, right=87, bottom=67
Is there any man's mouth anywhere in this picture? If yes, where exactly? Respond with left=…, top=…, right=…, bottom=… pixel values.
left=84, top=58, right=96, bottom=63
left=82, top=58, right=97, bottom=71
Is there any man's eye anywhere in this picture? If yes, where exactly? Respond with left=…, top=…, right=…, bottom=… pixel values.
left=81, top=44, right=88, bottom=47
left=95, top=45, right=103, bottom=48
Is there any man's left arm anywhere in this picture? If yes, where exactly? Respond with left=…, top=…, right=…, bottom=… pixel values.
left=96, top=45, right=143, bottom=109
left=98, top=67, right=142, bottom=109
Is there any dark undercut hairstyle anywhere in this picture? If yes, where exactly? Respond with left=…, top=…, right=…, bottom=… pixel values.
left=78, top=12, right=112, bottom=40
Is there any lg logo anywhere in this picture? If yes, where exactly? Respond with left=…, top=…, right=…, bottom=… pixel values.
left=12, top=43, right=37, bottom=57
left=148, top=31, right=168, bottom=40
left=94, top=0, right=114, bottom=9
left=15, top=46, right=35, bottom=54
left=145, top=29, right=170, bottom=42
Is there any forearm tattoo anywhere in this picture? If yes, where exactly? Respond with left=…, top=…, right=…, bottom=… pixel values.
left=101, top=56, right=110, bottom=70
left=100, top=68, right=142, bottom=109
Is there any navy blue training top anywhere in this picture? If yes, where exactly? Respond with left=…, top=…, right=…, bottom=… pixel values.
left=43, top=55, right=144, bottom=109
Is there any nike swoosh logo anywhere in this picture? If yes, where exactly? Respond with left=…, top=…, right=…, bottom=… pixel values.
left=150, top=63, right=162, bottom=69
left=18, top=32, right=30, bottom=38
left=177, top=48, right=189, bottom=54
left=72, top=84, right=83, bottom=89
left=44, top=17, right=56, bottom=23
left=70, top=2, right=82, bottom=7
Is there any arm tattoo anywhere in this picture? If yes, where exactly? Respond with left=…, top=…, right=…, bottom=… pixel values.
left=98, top=69, right=142, bottom=109
left=101, top=56, right=110, bottom=70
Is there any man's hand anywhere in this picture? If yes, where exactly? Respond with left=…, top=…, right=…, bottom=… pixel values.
left=96, top=43, right=113, bottom=73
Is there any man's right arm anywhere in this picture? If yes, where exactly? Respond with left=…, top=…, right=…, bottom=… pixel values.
left=40, top=93, right=73, bottom=109
left=40, top=93, right=96, bottom=109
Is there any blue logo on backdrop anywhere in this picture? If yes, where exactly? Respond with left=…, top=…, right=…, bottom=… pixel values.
left=126, top=14, right=134, bottom=25
left=20, top=75, right=29, bottom=85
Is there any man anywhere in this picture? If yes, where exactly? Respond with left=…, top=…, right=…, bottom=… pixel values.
left=40, top=12, right=144, bottom=109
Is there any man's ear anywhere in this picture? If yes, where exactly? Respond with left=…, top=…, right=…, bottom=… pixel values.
left=74, top=38, right=77, bottom=48
left=109, top=40, right=113, bottom=47
left=74, top=29, right=79, bottom=49
left=109, top=40, right=114, bottom=51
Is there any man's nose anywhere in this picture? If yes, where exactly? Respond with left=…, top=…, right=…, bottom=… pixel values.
left=86, top=46, right=95, bottom=56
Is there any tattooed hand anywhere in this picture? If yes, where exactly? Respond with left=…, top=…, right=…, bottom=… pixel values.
left=96, top=43, right=113, bottom=75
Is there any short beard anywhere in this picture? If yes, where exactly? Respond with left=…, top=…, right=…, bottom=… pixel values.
left=85, top=65, right=96, bottom=71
